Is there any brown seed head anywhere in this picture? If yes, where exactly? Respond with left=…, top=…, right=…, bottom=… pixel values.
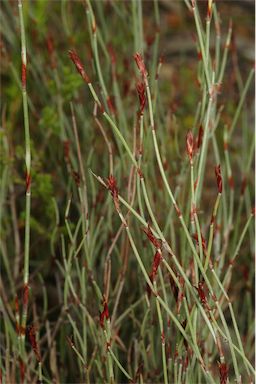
left=151, top=251, right=162, bottom=280
left=142, top=225, right=162, bottom=249
left=68, top=50, right=90, bottom=83
left=215, top=164, right=222, bottom=193
left=28, top=325, right=41, bottom=362
left=136, top=81, right=146, bottom=115
left=133, top=53, right=148, bottom=79
left=218, top=362, right=229, bottom=384
left=186, top=131, right=194, bottom=163
left=100, top=300, right=110, bottom=328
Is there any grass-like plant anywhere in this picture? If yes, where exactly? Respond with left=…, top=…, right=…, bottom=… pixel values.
left=0, top=0, right=254, bottom=383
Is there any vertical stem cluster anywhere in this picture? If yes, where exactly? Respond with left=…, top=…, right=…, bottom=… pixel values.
left=18, top=0, right=31, bottom=355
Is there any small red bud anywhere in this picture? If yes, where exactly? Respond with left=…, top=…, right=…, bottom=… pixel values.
left=72, top=170, right=80, bottom=186
left=23, top=284, right=29, bottom=308
left=100, top=300, right=110, bottom=328
left=186, top=131, right=194, bottom=163
left=142, top=225, right=162, bottom=249
left=197, top=125, right=204, bottom=149
left=196, top=282, right=210, bottom=311
left=19, top=359, right=25, bottom=384
left=22, top=62, right=26, bottom=89
left=136, top=81, right=146, bottom=115
left=133, top=53, right=148, bottom=79
left=68, top=50, right=90, bottom=83
left=26, top=172, right=31, bottom=193
left=106, top=175, right=119, bottom=212
left=215, top=165, right=222, bottom=193
left=218, top=362, right=229, bottom=384
left=28, top=325, right=41, bottom=362
left=151, top=251, right=162, bottom=280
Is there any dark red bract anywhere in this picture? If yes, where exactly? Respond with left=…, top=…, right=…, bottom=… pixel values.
left=136, top=81, right=146, bottom=115
left=133, top=53, right=148, bottom=79
left=215, top=165, right=222, bottom=193
left=68, top=50, right=90, bottom=83
left=100, top=301, right=110, bottom=328
left=142, top=225, right=162, bottom=249
left=218, top=362, right=228, bottom=384
left=186, top=131, right=194, bottom=163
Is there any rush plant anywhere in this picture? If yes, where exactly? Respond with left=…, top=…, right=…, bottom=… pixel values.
left=0, top=0, right=254, bottom=383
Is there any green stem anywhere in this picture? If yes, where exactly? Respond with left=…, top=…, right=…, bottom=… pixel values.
left=18, top=0, right=31, bottom=363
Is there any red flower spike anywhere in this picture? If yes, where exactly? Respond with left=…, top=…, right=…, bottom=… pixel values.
left=106, top=175, right=119, bottom=211
left=193, top=232, right=207, bottom=251
left=28, top=325, right=41, bottom=362
left=19, top=359, right=25, bottom=384
left=136, top=81, right=146, bottom=115
left=142, top=225, right=162, bottom=249
left=215, top=165, right=222, bottom=193
left=133, top=53, right=148, bottom=79
left=21, top=62, right=26, bottom=89
left=72, top=171, right=80, bottom=186
left=151, top=251, right=162, bottom=280
left=23, top=284, right=29, bottom=308
left=25, top=172, right=31, bottom=193
left=196, top=282, right=210, bottom=311
left=197, top=125, right=204, bottom=149
left=100, top=300, right=110, bottom=328
left=68, top=50, right=90, bottom=83
left=218, top=362, right=229, bottom=384
left=186, top=131, right=194, bottom=163
left=106, top=175, right=118, bottom=198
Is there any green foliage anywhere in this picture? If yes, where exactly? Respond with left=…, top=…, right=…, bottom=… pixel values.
left=61, top=65, right=84, bottom=101
left=39, top=105, right=60, bottom=135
